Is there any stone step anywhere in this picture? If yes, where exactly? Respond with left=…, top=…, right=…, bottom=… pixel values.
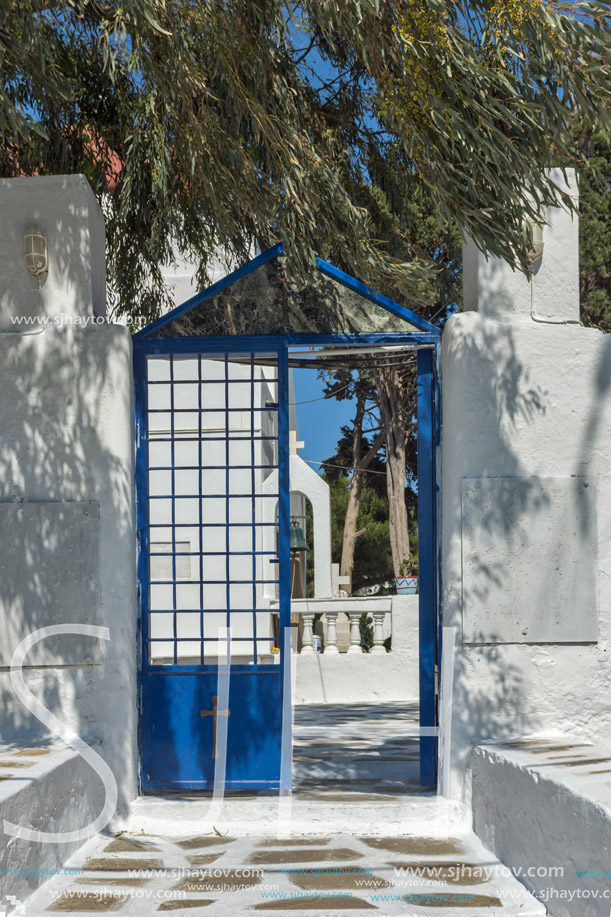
left=0, top=741, right=105, bottom=907
left=122, top=792, right=469, bottom=837
left=17, top=829, right=546, bottom=916
left=473, top=736, right=611, bottom=917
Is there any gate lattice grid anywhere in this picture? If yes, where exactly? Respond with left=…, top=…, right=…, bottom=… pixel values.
left=146, top=352, right=282, bottom=667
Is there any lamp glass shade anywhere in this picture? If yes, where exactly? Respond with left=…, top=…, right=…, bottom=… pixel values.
left=24, top=226, right=48, bottom=276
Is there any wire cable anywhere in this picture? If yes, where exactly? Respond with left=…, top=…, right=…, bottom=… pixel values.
left=289, top=378, right=354, bottom=405
left=304, top=458, right=387, bottom=475
left=289, top=356, right=416, bottom=405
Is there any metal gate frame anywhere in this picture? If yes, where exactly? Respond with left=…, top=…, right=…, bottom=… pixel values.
left=134, top=262, right=441, bottom=791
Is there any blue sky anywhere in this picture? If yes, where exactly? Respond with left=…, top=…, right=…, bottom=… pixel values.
left=291, top=368, right=354, bottom=469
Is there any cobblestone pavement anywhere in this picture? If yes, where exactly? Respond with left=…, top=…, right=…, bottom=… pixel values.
left=18, top=832, right=544, bottom=916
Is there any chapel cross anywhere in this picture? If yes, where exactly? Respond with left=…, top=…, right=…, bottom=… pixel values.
left=200, top=695, right=231, bottom=759
left=289, top=430, right=304, bottom=456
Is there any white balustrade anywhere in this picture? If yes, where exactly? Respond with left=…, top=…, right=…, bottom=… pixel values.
left=347, top=612, right=363, bottom=654
left=275, top=597, right=395, bottom=655
left=370, top=611, right=387, bottom=655
left=299, top=610, right=315, bottom=654
left=323, top=611, right=340, bottom=654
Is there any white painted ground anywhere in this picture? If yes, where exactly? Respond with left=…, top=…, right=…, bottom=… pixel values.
left=18, top=831, right=545, bottom=916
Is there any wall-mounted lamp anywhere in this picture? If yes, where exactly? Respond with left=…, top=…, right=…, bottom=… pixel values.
left=24, top=226, right=48, bottom=277
left=524, top=219, right=544, bottom=265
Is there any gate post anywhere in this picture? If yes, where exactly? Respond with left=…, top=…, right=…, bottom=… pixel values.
left=417, top=346, right=438, bottom=787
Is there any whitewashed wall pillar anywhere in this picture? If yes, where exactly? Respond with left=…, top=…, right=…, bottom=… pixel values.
left=441, top=168, right=611, bottom=802
left=0, top=175, right=138, bottom=821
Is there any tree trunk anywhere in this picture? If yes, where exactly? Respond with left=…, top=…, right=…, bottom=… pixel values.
left=340, top=468, right=365, bottom=589
left=375, top=366, right=411, bottom=577
left=340, top=391, right=384, bottom=591
left=385, top=423, right=410, bottom=576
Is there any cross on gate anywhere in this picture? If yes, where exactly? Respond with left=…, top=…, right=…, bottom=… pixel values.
left=200, top=695, right=231, bottom=759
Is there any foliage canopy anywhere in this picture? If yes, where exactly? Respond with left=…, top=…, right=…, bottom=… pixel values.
left=1, top=1, right=609, bottom=319
left=575, top=125, right=611, bottom=330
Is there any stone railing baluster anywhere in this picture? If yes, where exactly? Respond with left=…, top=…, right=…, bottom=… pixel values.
left=370, top=611, right=387, bottom=654
left=299, top=610, right=315, bottom=654
left=347, top=612, right=363, bottom=654
left=323, top=611, right=339, bottom=654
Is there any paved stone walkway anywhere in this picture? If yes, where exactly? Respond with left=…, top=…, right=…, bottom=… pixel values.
left=292, top=704, right=422, bottom=800
left=19, top=832, right=545, bottom=915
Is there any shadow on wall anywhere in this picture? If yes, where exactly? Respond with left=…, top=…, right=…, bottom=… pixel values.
left=445, top=315, right=554, bottom=758
left=576, top=334, right=611, bottom=537
left=0, top=321, right=135, bottom=812
left=452, top=632, right=528, bottom=741
left=445, top=294, right=611, bottom=781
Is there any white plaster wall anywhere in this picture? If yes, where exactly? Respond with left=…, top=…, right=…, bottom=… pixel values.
left=462, top=168, right=579, bottom=324
left=0, top=176, right=138, bottom=821
left=440, top=170, right=611, bottom=801
left=0, top=175, right=106, bottom=328
left=159, top=247, right=257, bottom=311
left=531, top=169, right=580, bottom=324
left=0, top=322, right=138, bottom=818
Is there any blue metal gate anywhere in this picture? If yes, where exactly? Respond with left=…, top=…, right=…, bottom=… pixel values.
left=135, top=344, right=290, bottom=791
left=134, top=248, right=441, bottom=792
